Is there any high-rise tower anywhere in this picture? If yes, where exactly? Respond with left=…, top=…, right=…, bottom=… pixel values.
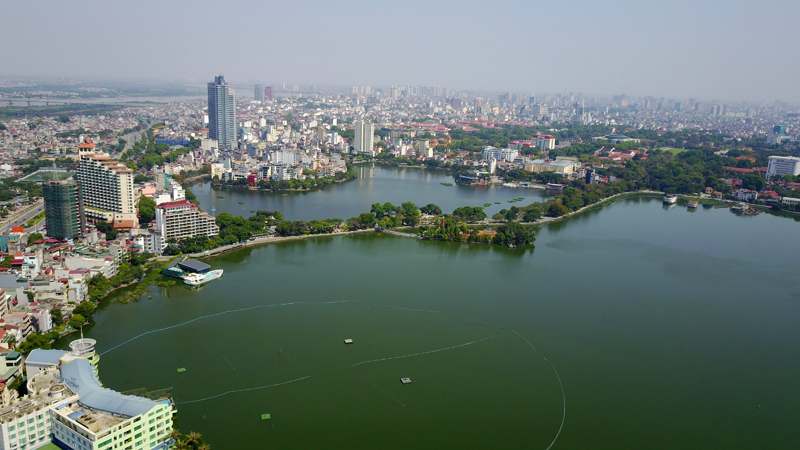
left=354, top=120, right=375, bottom=156
left=208, top=75, right=237, bottom=149
left=43, top=180, right=84, bottom=239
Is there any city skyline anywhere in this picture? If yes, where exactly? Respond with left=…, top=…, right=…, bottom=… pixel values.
left=2, top=0, right=799, bottom=103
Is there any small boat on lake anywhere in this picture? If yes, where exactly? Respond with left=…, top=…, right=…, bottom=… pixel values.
left=687, top=199, right=699, bottom=209
left=184, top=269, right=224, bottom=286
left=663, top=194, right=678, bottom=204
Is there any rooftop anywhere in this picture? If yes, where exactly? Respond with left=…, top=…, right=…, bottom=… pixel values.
left=60, top=359, right=159, bottom=418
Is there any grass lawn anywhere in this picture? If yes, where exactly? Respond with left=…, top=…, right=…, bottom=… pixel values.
left=35, top=444, right=63, bottom=450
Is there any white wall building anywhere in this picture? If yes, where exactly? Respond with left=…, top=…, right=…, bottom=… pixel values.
left=766, top=156, right=800, bottom=179
left=76, top=138, right=137, bottom=229
left=481, top=146, right=519, bottom=162
left=354, top=120, right=375, bottom=156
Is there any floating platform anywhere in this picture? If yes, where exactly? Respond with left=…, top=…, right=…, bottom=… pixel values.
left=261, top=414, right=271, bottom=420
left=177, top=368, right=186, bottom=373
left=343, top=339, right=353, bottom=344
left=400, top=378, right=412, bottom=384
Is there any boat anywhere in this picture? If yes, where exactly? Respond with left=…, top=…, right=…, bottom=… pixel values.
left=663, top=194, right=678, bottom=204
left=687, top=199, right=699, bottom=208
left=183, top=269, right=224, bottom=286
left=731, top=202, right=746, bottom=212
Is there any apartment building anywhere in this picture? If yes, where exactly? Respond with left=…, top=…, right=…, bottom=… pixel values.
left=481, top=146, right=519, bottom=162
left=154, top=201, right=219, bottom=243
left=76, top=138, right=137, bottom=229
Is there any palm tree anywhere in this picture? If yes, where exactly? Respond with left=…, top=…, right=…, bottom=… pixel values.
left=198, top=444, right=211, bottom=450
left=170, top=429, right=181, bottom=441
left=186, top=432, right=202, bottom=449
left=174, top=439, right=188, bottom=450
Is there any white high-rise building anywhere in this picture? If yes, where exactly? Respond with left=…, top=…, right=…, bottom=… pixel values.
left=766, top=156, right=800, bottom=179
left=354, top=120, right=375, bottom=156
left=76, top=138, right=138, bottom=229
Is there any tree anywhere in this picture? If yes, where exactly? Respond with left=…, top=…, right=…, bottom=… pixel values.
left=138, top=196, right=157, bottom=223
left=58, top=115, right=70, bottom=123
left=51, top=308, right=63, bottom=326
left=420, top=204, right=442, bottom=215
left=187, top=432, right=202, bottom=448
left=95, top=221, right=119, bottom=240
left=400, top=201, right=420, bottom=226
left=73, top=300, right=95, bottom=319
left=741, top=174, right=765, bottom=192
left=492, top=221, right=536, bottom=246
left=68, top=314, right=86, bottom=329
left=522, top=206, right=542, bottom=222
left=452, top=206, right=487, bottom=223
left=27, top=233, right=44, bottom=246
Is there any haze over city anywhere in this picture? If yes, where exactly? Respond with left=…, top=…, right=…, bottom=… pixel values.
left=3, top=0, right=800, bottom=103
left=1, top=1, right=800, bottom=449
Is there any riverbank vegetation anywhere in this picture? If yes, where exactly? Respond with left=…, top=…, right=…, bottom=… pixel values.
left=163, top=210, right=280, bottom=254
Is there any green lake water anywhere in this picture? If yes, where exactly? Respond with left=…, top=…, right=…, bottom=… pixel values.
left=190, top=164, right=556, bottom=220
left=61, top=169, right=800, bottom=449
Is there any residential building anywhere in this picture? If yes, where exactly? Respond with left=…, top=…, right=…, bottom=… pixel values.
left=76, top=141, right=137, bottom=229
left=208, top=75, right=237, bottom=149
left=254, top=84, right=263, bottom=102
left=782, top=197, right=800, bottom=206
left=354, top=120, right=375, bottom=156
left=264, top=86, right=274, bottom=100
left=533, top=134, right=556, bottom=150
left=733, top=189, right=758, bottom=202
left=766, top=156, right=800, bottom=179
left=43, top=180, right=85, bottom=240
left=154, top=201, right=219, bottom=244
left=481, top=146, right=519, bottom=162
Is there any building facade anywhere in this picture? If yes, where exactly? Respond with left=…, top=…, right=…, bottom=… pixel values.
left=354, top=120, right=375, bottom=156
left=76, top=142, right=137, bottom=229
left=43, top=180, right=85, bottom=240
left=766, top=156, right=800, bottom=179
left=481, top=146, right=519, bottom=162
left=208, top=76, right=237, bottom=149
left=0, top=339, right=175, bottom=450
left=254, top=84, right=263, bottom=102
left=154, top=201, right=219, bottom=243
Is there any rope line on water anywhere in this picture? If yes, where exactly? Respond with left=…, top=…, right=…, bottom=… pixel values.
left=101, top=300, right=565, bottom=448
left=99, top=300, right=352, bottom=356
left=178, top=336, right=494, bottom=404
left=353, top=301, right=567, bottom=450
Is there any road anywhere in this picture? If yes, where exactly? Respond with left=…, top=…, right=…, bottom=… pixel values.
left=0, top=202, right=44, bottom=234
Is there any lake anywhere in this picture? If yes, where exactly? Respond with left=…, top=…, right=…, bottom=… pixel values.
left=67, top=192, right=800, bottom=449
left=189, top=165, right=556, bottom=221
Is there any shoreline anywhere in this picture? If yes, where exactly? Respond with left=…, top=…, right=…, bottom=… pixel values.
left=186, top=190, right=667, bottom=260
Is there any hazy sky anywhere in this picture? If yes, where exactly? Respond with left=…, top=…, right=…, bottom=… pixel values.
left=3, top=0, right=799, bottom=102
